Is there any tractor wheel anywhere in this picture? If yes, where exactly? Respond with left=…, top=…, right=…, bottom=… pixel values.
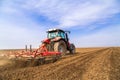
left=54, top=40, right=67, bottom=55
left=46, top=44, right=52, bottom=51
left=42, top=43, right=53, bottom=51
left=69, top=44, right=76, bottom=54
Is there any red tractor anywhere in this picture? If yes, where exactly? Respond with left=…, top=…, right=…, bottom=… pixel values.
left=42, top=28, right=76, bottom=55
left=7, top=29, right=75, bottom=65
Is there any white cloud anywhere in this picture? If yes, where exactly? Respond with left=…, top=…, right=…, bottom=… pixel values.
left=1, top=0, right=120, bottom=29
left=72, top=25, right=120, bottom=47
left=0, top=14, right=46, bottom=49
left=22, top=0, right=120, bottom=28
left=0, top=26, right=46, bottom=49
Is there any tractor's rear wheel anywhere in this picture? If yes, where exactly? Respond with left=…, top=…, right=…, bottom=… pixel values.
left=54, top=40, right=67, bottom=55
left=69, top=44, right=76, bottom=54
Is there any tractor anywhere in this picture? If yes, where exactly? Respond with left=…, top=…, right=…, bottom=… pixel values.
left=7, top=29, right=75, bottom=66
left=42, top=28, right=76, bottom=55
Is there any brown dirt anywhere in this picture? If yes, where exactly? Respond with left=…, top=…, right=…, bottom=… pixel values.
left=0, top=47, right=120, bottom=80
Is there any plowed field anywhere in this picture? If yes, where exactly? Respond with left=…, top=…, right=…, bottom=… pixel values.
left=0, top=47, right=120, bottom=80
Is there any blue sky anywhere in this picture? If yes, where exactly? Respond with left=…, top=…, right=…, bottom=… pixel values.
left=0, top=0, right=120, bottom=49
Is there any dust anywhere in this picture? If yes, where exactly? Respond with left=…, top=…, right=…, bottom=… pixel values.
left=0, top=56, right=12, bottom=66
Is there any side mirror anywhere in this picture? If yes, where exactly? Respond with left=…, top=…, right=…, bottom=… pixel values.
left=65, top=31, right=70, bottom=34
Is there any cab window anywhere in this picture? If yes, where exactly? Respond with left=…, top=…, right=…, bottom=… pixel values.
left=48, top=32, right=57, bottom=38
left=59, top=32, right=65, bottom=39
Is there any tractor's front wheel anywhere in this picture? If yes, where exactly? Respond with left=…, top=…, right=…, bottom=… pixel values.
left=54, top=40, right=67, bottom=55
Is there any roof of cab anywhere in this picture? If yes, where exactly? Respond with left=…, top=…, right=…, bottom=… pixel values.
left=47, top=28, right=65, bottom=33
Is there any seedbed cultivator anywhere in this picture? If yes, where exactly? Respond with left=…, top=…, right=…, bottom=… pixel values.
left=7, top=43, right=61, bottom=66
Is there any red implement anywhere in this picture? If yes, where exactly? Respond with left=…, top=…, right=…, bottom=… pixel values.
left=33, top=43, right=61, bottom=58
left=9, top=43, right=61, bottom=59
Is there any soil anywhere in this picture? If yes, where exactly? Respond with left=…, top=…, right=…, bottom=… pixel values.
left=0, top=47, right=120, bottom=80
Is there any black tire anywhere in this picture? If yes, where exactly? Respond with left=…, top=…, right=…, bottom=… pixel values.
left=46, top=44, right=52, bottom=51
left=54, top=40, right=67, bottom=55
left=42, top=43, right=53, bottom=51
left=69, top=44, right=76, bottom=54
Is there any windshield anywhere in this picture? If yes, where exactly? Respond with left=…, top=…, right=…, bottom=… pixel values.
left=47, top=31, right=65, bottom=39
left=48, top=32, right=58, bottom=39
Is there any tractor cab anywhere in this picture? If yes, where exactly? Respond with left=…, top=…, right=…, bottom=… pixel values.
left=47, top=29, right=69, bottom=41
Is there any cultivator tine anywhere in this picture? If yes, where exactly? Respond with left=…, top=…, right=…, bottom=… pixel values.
left=25, top=45, right=27, bottom=51
left=39, top=57, right=45, bottom=64
left=30, top=45, right=32, bottom=52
